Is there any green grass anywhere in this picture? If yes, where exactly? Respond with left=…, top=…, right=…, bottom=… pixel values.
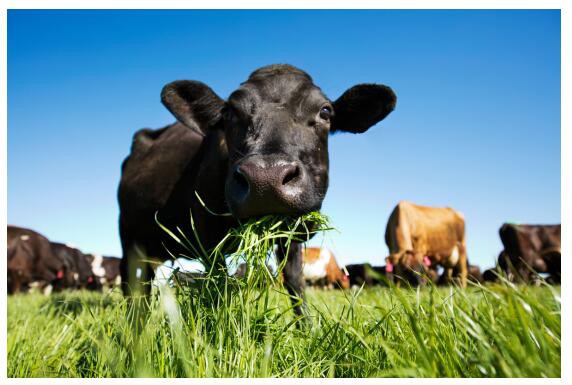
left=8, top=283, right=560, bottom=377
left=7, top=213, right=561, bottom=377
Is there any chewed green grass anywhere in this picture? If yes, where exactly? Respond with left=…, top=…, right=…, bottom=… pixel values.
left=157, top=210, right=332, bottom=289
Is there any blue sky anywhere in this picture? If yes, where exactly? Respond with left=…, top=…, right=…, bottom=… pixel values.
left=7, top=10, right=560, bottom=269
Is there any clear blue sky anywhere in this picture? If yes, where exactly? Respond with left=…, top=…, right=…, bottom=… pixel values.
left=7, top=10, right=560, bottom=269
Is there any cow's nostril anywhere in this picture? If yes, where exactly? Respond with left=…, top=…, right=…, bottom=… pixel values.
left=232, top=167, right=250, bottom=201
left=281, top=164, right=300, bottom=186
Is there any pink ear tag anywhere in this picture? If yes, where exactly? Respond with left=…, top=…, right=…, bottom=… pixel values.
left=386, top=261, right=393, bottom=273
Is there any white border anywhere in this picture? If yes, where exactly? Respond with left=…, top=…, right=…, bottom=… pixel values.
left=1, top=1, right=569, bottom=383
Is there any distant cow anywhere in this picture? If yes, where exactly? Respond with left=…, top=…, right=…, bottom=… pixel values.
left=385, top=201, right=468, bottom=287
left=345, top=263, right=389, bottom=287
left=102, top=256, right=122, bottom=287
left=233, top=261, right=276, bottom=280
left=483, top=267, right=502, bottom=283
left=50, top=243, right=102, bottom=291
left=91, top=255, right=122, bottom=288
left=302, top=247, right=349, bottom=289
left=467, top=264, right=484, bottom=284
left=498, top=223, right=561, bottom=283
left=7, top=226, right=66, bottom=294
left=118, top=64, right=396, bottom=316
left=234, top=262, right=248, bottom=279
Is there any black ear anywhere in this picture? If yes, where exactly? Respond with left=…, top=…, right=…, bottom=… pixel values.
left=331, top=84, right=396, bottom=134
left=161, top=80, right=225, bottom=135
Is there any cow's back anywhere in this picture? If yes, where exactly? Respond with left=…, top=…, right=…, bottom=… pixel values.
left=500, top=223, right=561, bottom=271
left=7, top=226, right=63, bottom=283
left=118, top=123, right=203, bottom=219
left=386, top=201, right=464, bottom=255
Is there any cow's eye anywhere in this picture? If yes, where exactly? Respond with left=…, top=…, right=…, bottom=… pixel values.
left=319, top=106, right=332, bottom=121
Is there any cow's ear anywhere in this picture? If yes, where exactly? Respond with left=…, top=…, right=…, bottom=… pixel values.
left=331, top=84, right=396, bottom=134
left=161, top=80, right=224, bottom=134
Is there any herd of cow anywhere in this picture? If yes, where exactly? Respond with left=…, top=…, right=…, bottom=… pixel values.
left=7, top=206, right=561, bottom=295
left=7, top=225, right=121, bottom=294
left=300, top=201, right=561, bottom=290
left=7, top=65, right=562, bottom=321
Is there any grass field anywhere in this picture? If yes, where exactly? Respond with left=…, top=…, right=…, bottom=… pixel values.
left=7, top=280, right=561, bottom=378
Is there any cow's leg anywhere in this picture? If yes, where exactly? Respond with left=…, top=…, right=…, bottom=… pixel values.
left=550, top=273, right=561, bottom=284
left=120, top=243, right=157, bottom=334
left=120, top=251, right=132, bottom=296
left=391, top=251, right=409, bottom=287
left=276, top=241, right=308, bottom=321
left=121, top=243, right=153, bottom=297
left=443, top=267, right=454, bottom=285
left=516, top=263, right=533, bottom=284
left=457, top=249, right=468, bottom=288
left=12, top=276, right=21, bottom=294
left=413, top=252, right=429, bottom=286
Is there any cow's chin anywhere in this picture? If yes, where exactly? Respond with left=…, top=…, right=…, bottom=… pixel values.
left=225, top=189, right=323, bottom=220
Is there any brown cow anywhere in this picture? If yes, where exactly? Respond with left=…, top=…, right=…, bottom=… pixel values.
left=7, top=234, right=34, bottom=294
left=385, top=201, right=468, bottom=287
left=498, top=223, right=561, bottom=283
left=7, top=225, right=66, bottom=294
left=302, top=247, right=349, bottom=289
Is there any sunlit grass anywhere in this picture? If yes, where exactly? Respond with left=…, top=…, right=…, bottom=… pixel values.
left=8, top=282, right=560, bottom=377
left=7, top=212, right=561, bottom=377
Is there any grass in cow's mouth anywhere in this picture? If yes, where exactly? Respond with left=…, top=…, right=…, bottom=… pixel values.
left=157, top=209, right=332, bottom=290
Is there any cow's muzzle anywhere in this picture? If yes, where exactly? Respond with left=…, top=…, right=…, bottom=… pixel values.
left=226, top=157, right=313, bottom=218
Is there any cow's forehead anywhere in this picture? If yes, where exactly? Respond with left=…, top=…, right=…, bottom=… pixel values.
left=231, top=77, right=328, bottom=108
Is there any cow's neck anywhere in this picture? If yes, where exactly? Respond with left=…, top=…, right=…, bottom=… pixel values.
left=194, top=128, right=231, bottom=216
left=187, top=129, right=238, bottom=251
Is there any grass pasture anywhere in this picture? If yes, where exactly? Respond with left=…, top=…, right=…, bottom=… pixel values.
left=7, top=282, right=561, bottom=378
left=7, top=214, right=562, bottom=378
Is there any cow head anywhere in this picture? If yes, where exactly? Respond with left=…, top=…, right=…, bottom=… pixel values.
left=391, top=250, right=427, bottom=287
left=161, top=64, right=396, bottom=219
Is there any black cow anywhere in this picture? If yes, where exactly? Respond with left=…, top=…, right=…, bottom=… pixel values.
left=345, top=263, right=389, bottom=287
left=118, top=64, right=396, bottom=316
left=483, top=267, right=502, bottom=283
left=50, top=243, right=102, bottom=291
left=7, top=225, right=66, bottom=294
left=498, top=223, right=561, bottom=283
